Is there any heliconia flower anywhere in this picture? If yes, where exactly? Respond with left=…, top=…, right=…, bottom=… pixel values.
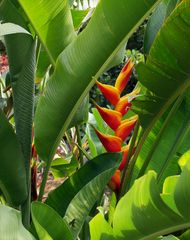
left=94, top=128, right=122, bottom=152
left=119, top=145, right=130, bottom=171
left=115, top=115, right=138, bottom=141
left=115, top=88, right=140, bottom=116
left=96, top=81, right=120, bottom=106
left=95, top=103, right=122, bottom=130
left=115, top=59, right=134, bottom=94
left=109, top=170, right=121, bottom=191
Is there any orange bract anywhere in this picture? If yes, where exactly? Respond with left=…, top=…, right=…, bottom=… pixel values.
left=119, top=145, right=130, bottom=171
left=95, top=128, right=122, bottom=152
left=115, top=95, right=132, bottom=116
left=96, top=81, right=120, bottom=106
left=115, top=59, right=134, bottom=94
left=95, top=104, right=122, bottom=130
left=115, top=88, right=140, bottom=116
left=115, top=115, right=138, bottom=141
left=109, top=170, right=121, bottom=191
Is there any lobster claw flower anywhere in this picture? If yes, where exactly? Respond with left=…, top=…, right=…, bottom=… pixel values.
left=115, top=88, right=140, bottom=116
left=115, top=59, right=134, bottom=94
left=109, top=170, right=121, bottom=191
left=95, top=103, right=122, bottom=130
left=96, top=81, right=120, bottom=106
left=94, top=128, right=122, bottom=152
left=115, top=115, right=138, bottom=141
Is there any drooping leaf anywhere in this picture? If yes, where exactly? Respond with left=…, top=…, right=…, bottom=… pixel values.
left=0, top=0, right=35, bottom=186
left=18, top=0, right=76, bottom=65
left=34, top=0, right=160, bottom=164
left=0, top=205, right=35, bottom=240
left=46, top=152, right=121, bottom=238
left=144, top=0, right=179, bottom=54
left=0, top=22, right=30, bottom=36
left=0, top=110, right=27, bottom=206
left=133, top=89, right=190, bottom=187
left=133, top=1, right=190, bottom=130
left=31, top=202, right=73, bottom=240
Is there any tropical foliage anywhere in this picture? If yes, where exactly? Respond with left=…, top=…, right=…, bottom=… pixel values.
left=0, top=0, right=190, bottom=239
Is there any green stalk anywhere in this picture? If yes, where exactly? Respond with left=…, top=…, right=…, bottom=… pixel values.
left=76, top=125, right=84, bottom=166
left=138, top=95, right=184, bottom=178
left=119, top=120, right=141, bottom=198
left=38, top=160, right=51, bottom=201
left=74, top=142, right=92, bottom=160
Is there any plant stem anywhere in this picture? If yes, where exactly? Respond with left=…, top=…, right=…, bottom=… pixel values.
left=119, top=120, right=140, bottom=198
left=74, top=142, right=91, bottom=160
left=138, top=95, right=184, bottom=178
left=38, top=160, right=51, bottom=201
left=76, top=125, right=84, bottom=166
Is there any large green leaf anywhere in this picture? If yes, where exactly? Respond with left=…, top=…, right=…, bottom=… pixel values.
left=34, top=0, right=160, bottom=163
left=0, top=0, right=35, bottom=187
left=133, top=90, right=190, bottom=187
left=18, top=0, right=76, bottom=65
left=0, top=205, right=35, bottom=240
left=0, top=0, right=33, bottom=79
left=12, top=40, right=36, bottom=184
left=31, top=202, right=73, bottom=240
left=0, top=110, right=27, bottom=206
left=46, top=152, right=121, bottom=238
left=144, top=0, right=179, bottom=55
left=133, top=1, right=190, bottom=130
left=90, top=153, right=190, bottom=240
left=90, top=213, right=114, bottom=240
left=0, top=22, right=30, bottom=36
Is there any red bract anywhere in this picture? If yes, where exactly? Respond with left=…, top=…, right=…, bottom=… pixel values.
left=95, top=103, right=122, bottom=130
left=94, top=59, right=139, bottom=191
left=115, top=115, right=138, bottom=141
left=96, top=81, right=120, bottom=106
left=109, top=170, right=121, bottom=191
left=115, top=59, right=134, bottom=94
left=94, top=129, right=122, bottom=152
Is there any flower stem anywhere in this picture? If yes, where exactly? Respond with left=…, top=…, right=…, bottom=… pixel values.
left=38, top=160, right=51, bottom=201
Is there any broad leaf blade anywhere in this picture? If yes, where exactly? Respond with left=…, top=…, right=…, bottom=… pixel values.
left=90, top=213, right=115, bottom=240
left=46, top=152, right=121, bottom=214
left=0, top=0, right=35, bottom=186
left=133, top=90, right=190, bottom=187
left=0, top=205, right=35, bottom=239
left=18, top=0, right=76, bottom=64
left=0, top=110, right=27, bottom=206
left=31, top=202, right=73, bottom=240
left=0, top=22, right=30, bottom=36
left=133, top=1, right=190, bottom=129
left=144, top=0, right=179, bottom=54
left=46, top=152, right=121, bottom=237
